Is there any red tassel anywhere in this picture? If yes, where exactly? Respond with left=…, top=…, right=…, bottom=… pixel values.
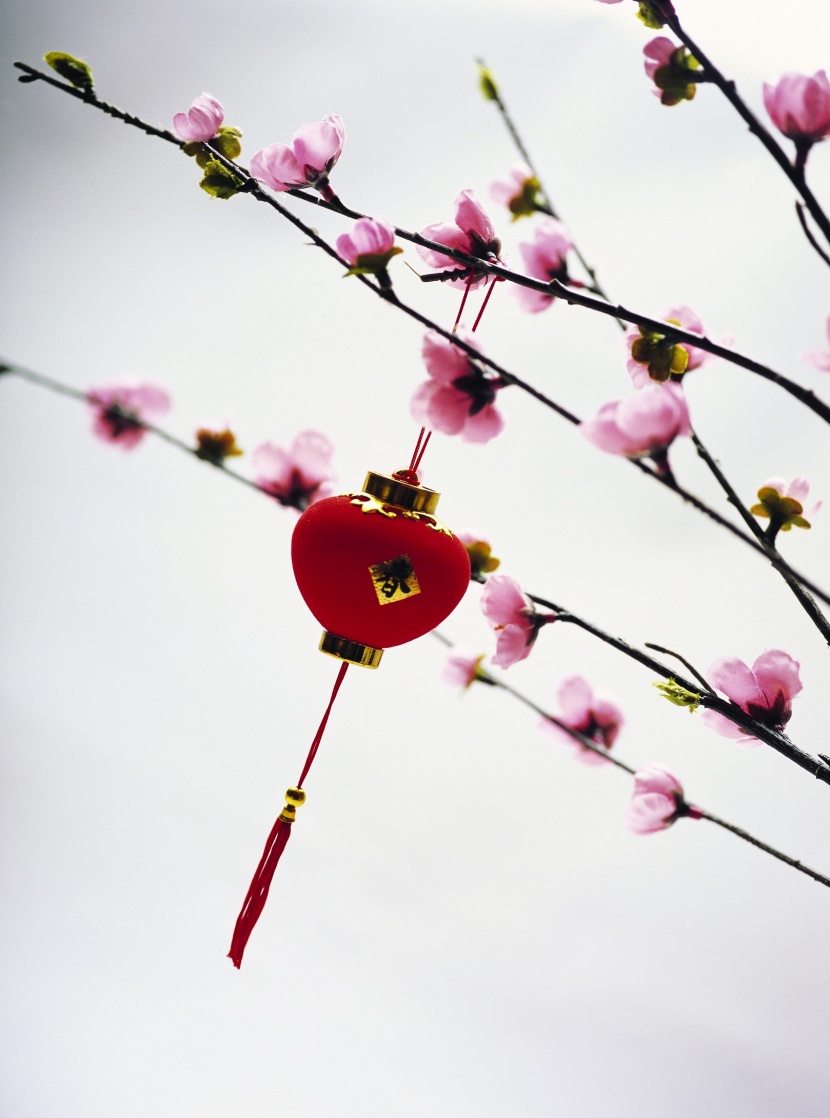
left=228, top=661, right=349, bottom=968
left=228, top=813, right=293, bottom=968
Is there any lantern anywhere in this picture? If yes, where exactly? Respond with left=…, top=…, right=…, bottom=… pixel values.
left=292, top=470, right=471, bottom=666
left=229, top=465, right=470, bottom=967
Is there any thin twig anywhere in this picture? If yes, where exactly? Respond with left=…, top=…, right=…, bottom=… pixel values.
left=663, top=12, right=830, bottom=262
left=433, top=631, right=830, bottom=888
left=475, top=57, right=619, bottom=317
left=526, top=591, right=830, bottom=786
left=691, top=431, right=830, bottom=647
left=643, top=643, right=713, bottom=692
left=2, top=363, right=265, bottom=495
left=796, top=203, right=830, bottom=268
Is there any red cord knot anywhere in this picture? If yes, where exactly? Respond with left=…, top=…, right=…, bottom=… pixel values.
left=278, top=786, right=306, bottom=824
left=392, top=468, right=420, bottom=485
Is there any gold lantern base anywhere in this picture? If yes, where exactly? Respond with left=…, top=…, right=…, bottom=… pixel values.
left=319, top=630, right=384, bottom=669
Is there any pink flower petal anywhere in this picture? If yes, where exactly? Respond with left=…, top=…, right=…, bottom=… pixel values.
left=480, top=574, right=530, bottom=627
left=250, top=144, right=304, bottom=191
left=453, top=189, right=496, bottom=245
left=291, top=115, right=345, bottom=173
left=491, top=623, right=533, bottom=668
left=461, top=404, right=505, bottom=444
left=751, top=649, right=802, bottom=705
left=700, top=709, right=758, bottom=742
left=421, top=330, right=475, bottom=384
left=707, top=656, right=766, bottom=709
left=557, top=675, right=593, bottom=722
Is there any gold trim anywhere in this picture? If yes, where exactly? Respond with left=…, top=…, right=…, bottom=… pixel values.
left=362, top=471, right=440, bottom=514
left=319, top=631, right=384, bottom=669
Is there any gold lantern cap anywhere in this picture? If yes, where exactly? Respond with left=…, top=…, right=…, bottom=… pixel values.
left=320, top=631, right=384, bottom=669
left=362, top=470, right=440, bottom=515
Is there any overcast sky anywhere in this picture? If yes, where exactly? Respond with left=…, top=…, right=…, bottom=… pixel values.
left=3, top=2, right=830, bottom=1116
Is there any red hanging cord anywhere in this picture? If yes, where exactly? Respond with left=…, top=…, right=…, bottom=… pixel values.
left=394, top=427, right=433, bottom=486
left=471, top=275, right=501, bottom=333
left=452, top=273, right=474, bottom=333
left=228, top=660, right=350, bottom=968
left=411, top=430, right=431, bottom=475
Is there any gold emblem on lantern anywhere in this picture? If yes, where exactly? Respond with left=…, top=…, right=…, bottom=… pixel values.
left=369, top=553, right=421, bottom=605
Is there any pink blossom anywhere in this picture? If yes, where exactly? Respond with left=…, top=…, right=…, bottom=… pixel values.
left=336, top=217, right=395, bottom=264
left=456, top=532, right=500, bottom=578
left=441, top=648, right=488, bottom=690
left=250, top=116, right=345, bottom=195
left=540, top=676, right=623, bottom=766
left=626, top=305, right=715, bottom=388
left=480, top=574, right=553, bottom=669
left=252, top=430, right=335, bottom=511
left=410, top=330, right=505, bottom=444
left=643, top=36, right=676, bottom=86
left=172, top=93, right=225, bottom=142
left=490, top=164, right=542, bottom=221
left=643, top=37, right=699, bottom=106
left=802, top=314, right=830, bottom=371
left=490, top=164, right=532, bottom=208
left=579, top=382, right=691, bottom=459
left=626, top=766, right=701, bottom=834
left=514, top=220, right=575, bottom=313
left=701, top=650, right=803, bottom=743
left=417, top=190, right=502, bottom=289
left=750, top=476, right=822, bottom=533
left=86, top=382, right=171, bottom=449
left=763, top=72, right=830, bottom=144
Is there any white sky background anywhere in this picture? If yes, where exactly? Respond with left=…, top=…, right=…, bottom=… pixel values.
left=2, top=1, right=830, bottom=1115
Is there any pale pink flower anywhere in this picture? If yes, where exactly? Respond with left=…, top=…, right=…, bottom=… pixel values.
left=417, top=190, right=502, bottom=289
left=514, top=220, right=574, bottom=313
left=250, top=116, right=345, bottom=196
left=701, top=650, right=803, bottom=743
left=763, top=72, right=830, bottom=144
left=172, top=93, right=224, bottom=142
left=252, top=430, right=335, bottom=510
left=490, top=164, right=533, bottom=208
left=336, top=217, right=396, bottom=265
left=480, top=574, right=553, bottom=669
left=490, top=164, right=543, bottom=221
left=86, top=382, right=171, bottom=449
left=410, top=330, right=505, bottom=444
left=456, top=532, right=500, bottom=579
left=626, top=766, right=701, bottom=834
left=643, top=37, right=699, bottom=106
left=750, top=476, right=822, bottom=532
left=643, top=36, right=676, bottom=87
left=626, top=305, right=716, bottom=388
left=441, top=648, right=488, bottom=690
left=802, top=314, right=830, bottom=371
left=540, top=676, right=623, bottom=766
left=579, top=382, right=691, bottom=460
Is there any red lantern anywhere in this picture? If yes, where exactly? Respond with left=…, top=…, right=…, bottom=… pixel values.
left=292, top=470, right=471, bottom=666
left=229, top=466, right=470, bottom=967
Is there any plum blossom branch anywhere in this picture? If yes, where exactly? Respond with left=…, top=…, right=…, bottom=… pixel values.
left=696, top=809, right=830, bottom=888
left=14, top=62, right=830, bottom=612
left=16, top=58, right=830, bottom=429
left=474, top=58, right=617, bottom=309
left=2, top=362, right=263, bottom=495
left=796, top=202, right=830, bottom=267
left=660, top=12, right=830, bottom=256
left=433, top=631, right=830, bottom=888
left=690, top=431, right=830, bottom=647
left=524, top=590, right=830, bottom=786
